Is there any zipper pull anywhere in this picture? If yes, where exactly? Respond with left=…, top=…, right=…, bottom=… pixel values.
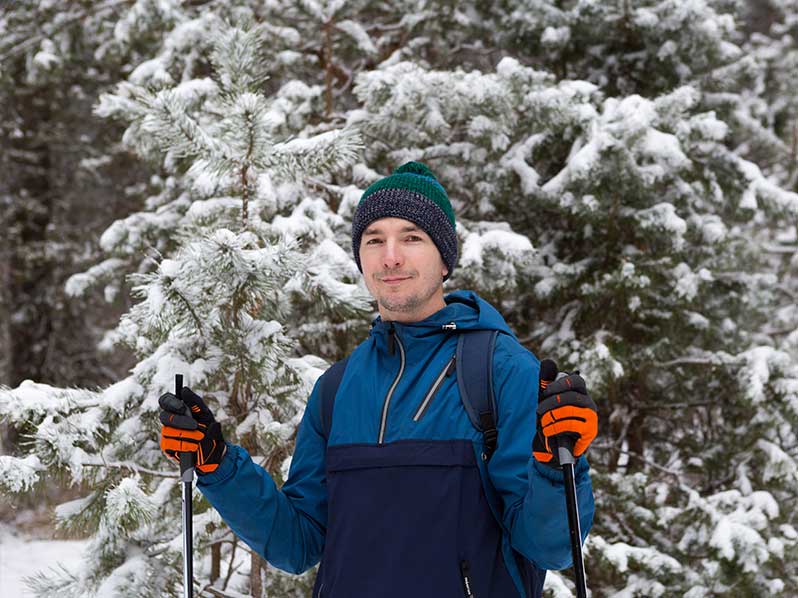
left=446, top=355, right=456, bottom=377
left=460, top=560, right=475, bottom=598
left=388, top=322, right=396, bottom=356
left=442, top=322, right=457, bottom=331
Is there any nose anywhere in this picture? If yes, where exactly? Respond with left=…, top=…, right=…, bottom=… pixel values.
left=381, top=238, right=404, bottom=270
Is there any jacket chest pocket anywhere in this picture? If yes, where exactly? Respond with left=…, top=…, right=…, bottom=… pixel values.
left=412, top=355, right=456, bottom=422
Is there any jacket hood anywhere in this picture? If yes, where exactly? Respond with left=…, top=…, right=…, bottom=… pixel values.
left=369, top=290, right=515, bottom=341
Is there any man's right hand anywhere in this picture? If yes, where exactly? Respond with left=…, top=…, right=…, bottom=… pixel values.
left=159, top=388, right=225, bottom=474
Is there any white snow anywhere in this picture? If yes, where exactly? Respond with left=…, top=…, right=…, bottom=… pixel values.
left=185, top=197, right=241, bottom=222
left=460, top=229, right=534, bottom=268
left=0, top=525, right=89, bottom=597
left=672, top=262, right=702, bottom=300
left=33, top=39, right=61, bottom=70
left=590, top=535, right=682, bottom=575
left=541, top=26, right=570, bottom=46
left=129, top=57, right=174, bottom=86
left=65, top=258, right=126, bottom=298
left=642, top=129, right=689, bottom=168
left=502, top=135, right=546, bottom=194
left=741, top=346, right=790, bottom=404
left=0, top=456, right=43, bottom=493
left=336, top=19, right=377, bottom=54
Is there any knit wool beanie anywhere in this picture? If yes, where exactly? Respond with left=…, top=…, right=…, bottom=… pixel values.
left=352, top=161, right=458, bottom=280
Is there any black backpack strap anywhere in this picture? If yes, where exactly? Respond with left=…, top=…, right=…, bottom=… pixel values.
left=319, top=356, right=349, bottom=441
left=456, top=330, right=499, bottom=460
left=459, top=330, right=544, bottom=597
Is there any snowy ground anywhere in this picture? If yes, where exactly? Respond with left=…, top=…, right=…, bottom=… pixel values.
left=0, top=521, right=576, bottom=597
left=0, top=523, right=88, bottom=596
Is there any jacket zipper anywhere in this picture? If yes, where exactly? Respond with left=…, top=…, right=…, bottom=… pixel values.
left=412, top=355, right=456, bottom=422
left=378, top=323, right=405, bottom=444
left=460, top=560, right=475, bottom=598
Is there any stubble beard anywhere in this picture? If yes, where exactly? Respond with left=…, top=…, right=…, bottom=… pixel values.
left=376, top=273, right=440, bottom=316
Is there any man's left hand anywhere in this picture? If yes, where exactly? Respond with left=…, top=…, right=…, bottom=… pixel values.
left=533, top=373, right=598, bottom=467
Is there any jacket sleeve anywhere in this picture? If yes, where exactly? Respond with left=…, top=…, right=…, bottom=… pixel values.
left=196, top=380, right=328, bottom=574
left=487, top=340, right=595, bottom=571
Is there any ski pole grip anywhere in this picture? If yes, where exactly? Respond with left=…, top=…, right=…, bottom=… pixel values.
left=555, top=435, right=576, bottom=466
left=179, top=451, right=195, bottom=477
left=175, top=374, right=195, bottom=478
left=539, top=360, right=578, bottom=466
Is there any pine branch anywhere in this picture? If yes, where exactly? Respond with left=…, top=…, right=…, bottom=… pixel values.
left=81, top=460, right=179, bottom=478
left=170, top=286, right=207, bottom=337
left=323, top=17, right=335, bottom=118
left=203, top=586, right=249, bottom=598
left=271, top=127, right=362, bottom=179
left=0, top=0, right=131, bottom=65
left=147, top=90, right=231, bottom=162
left=654, top=356, right=744, bottom=368
left=222, top=535, right=240, bottom=591
left=636, top=400, right=717, bottom=410
left=22, top=563, right=80, bottom=597
left=593, top=441, right=685, bottom=480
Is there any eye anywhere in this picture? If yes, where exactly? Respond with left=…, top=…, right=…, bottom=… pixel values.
left=365, top=238, right=383, bottom=245
left=406, top=235, right=422, bottom=242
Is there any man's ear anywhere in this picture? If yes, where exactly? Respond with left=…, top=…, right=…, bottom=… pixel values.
left=442, top=265, right=449, bottom=279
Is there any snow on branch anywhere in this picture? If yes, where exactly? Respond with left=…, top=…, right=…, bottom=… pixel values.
left=0, top=455, right=44, bottom=493
left=65, top=258, right=127, bottom=298
left=0, top=381, right=104, bottom=424
left=271, top=126, right=363, bottom=179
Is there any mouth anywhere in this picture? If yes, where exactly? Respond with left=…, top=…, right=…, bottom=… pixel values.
left=380, top=276, right=411, bottom=286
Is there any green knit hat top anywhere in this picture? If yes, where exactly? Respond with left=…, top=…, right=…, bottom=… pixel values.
left=359, top=162, right=455, bottom=227
left=352, top=161, right=458, bottom=280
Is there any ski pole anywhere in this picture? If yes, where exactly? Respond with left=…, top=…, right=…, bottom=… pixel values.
left=176, top=374, right=195, bottom=598
left=555, top=434, right=587, bottom=598
left=539, top=360, right=588, bottom=598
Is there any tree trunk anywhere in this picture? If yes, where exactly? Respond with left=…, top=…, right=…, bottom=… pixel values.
left=210, top=540, right=221, bottom=583
left=0, top=198, right=11, bottom=394
left=250, top=552, right=264, bottom=597
left=323, top=18, right=334, bottom=118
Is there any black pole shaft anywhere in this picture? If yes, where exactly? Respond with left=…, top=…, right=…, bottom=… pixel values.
left=562, top=458, right=587, bottom=598
left=539, top=361, right=588, bottom=597
left=176, top=375, right=194, bottom=598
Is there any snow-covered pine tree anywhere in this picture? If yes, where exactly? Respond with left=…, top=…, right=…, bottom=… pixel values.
left=0, top=0, right=173, bottom=390
left=741, top=0, right=798, bottom=192
left=742, top=0, right=798, bottom=416
left=351, top=2, right=798, bottom=594
left=0, top=19, right=369, bottom=598
left=4, top=1, right=798, bottom=597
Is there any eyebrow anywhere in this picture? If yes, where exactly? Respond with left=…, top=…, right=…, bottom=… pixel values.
left=362, top=224, right=422, bottom=236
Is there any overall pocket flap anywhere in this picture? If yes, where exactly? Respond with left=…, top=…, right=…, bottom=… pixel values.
left=327, top=439, right=476, bottom=473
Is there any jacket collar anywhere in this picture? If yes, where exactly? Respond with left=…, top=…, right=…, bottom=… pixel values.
left=368, top=290, right=514, bottom=352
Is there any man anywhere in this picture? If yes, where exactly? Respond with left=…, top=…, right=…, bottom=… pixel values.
left=160, top=162, right=597, bottom=598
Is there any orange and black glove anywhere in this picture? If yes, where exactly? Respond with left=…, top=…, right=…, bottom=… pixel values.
left=533, top=370, right=598, bottom=467
left=159, top=388, right=225, bottom=474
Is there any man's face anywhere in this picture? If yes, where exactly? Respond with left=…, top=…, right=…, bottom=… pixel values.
left=359, top=217, right=448, bottom=322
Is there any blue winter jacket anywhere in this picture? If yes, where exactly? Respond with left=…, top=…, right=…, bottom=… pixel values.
left=197, top=290, right=594, bottom=598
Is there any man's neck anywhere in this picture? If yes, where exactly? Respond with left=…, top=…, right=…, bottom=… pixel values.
left=379, top=294, right=447, bottom=324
